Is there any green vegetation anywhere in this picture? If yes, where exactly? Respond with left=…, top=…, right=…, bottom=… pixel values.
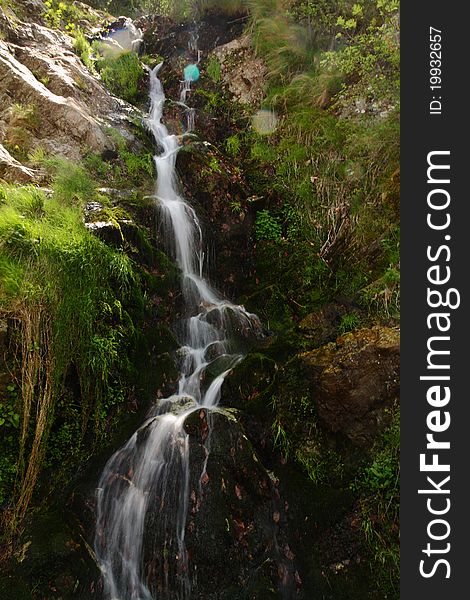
left=43, top=0, right=100, bottom=32
left=210, top=0, right=401, bottom=322
left=85, top=0, right=245, bottom=19
left=0, top=161, right=141, bottom=531
left=3, top=104, right=40, bottom=161
left=354, top=407, right=400, bottom=594
left=254, top=209, right=282, bottom=241
left=225, top=134, right=241, bottom=157
left=206, top=55, right=222, bottom=83
left=338, top=312, right=360, bottom=334
left=84, top=127, right=154, bottom=187
left=96, top=50, right=145, bottom=103
left=73, top=29, right=95, bottom=71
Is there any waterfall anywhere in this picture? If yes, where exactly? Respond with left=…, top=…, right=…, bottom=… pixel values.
left=94, top=64, right=262, bottom=600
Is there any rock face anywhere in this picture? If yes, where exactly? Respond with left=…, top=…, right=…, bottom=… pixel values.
left=137, top=12, right=247, bottom=65
left=177, top=145, right=257, bottom=297
left=182, top=408, right=298, bottom=599
left=297, top=302, right=359, bottom=348
left=300, top=326, right=400, bottom=446
left=0, top=5, right=139, bottom=183
left=212, top=35, right=268, bottom=105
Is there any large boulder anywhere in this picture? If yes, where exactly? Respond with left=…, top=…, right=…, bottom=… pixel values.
left=140, top=407, right=299, bottom=599
left=300, top=326, right=399, bottom=446
left=212, top=35, right=268, bottom=105
left=0, top=143, right=36, bottom=182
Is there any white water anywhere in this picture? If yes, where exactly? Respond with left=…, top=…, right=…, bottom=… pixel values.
left=94, top=65, right=262, bottom=600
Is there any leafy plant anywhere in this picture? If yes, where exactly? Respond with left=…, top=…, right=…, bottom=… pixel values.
left=225, top=134, right=241, bottom=157
left=43, top=0, right=92, bottom=31
left=255, top=209, right=282, bottom=241
left=338, top=313, right=360, bottom=334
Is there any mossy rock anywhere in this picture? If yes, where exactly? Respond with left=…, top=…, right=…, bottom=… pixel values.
left=244, top=285, right=293, bottom=332
left=222, top=352, right=276, bottom=413
left=299, top=326, right=400, bottom=446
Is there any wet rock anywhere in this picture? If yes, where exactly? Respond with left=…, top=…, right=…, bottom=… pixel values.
left=178, top=408, right=297, bottom=599
left=300, top=326, right=400, bottom=446
left=177, top=145, right=256, bottom=297
left=137, top=12, right=247, bottom=66
left=222, top=352, right=277, bottom=412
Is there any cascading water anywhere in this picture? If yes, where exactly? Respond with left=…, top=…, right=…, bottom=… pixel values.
left=94, top=64, right=262, bottom=600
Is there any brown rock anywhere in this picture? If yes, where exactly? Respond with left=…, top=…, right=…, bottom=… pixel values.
left=298, top=302, right=353, bottom=347
left=300, top=326, right=400, bottom=446
left=213, top=35, right=268, bottom=105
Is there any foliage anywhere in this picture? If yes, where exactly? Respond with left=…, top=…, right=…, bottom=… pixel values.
left=0, top=385, right=20, bottom=505
left=338, top=312, right=360, bottom=334
left=84, top=127, right=155, bottom=187
left=141, top=0, right=246, bottom=19
left=254, top=209, right=282, bottom=241
left=242, top=0, right=399, bottom=318
left=206, top=55, right=222, bottom=83
left=0, top=162, right=140, bottom=531
left=353, top=407, right=400, bottom=593
left=95, top=50, right=145, bottom=103
left=225, top=134, right=241, bottom=157
left=43, top=0, right=96, bottom=32
left=73, top=29, right=95, bottom=71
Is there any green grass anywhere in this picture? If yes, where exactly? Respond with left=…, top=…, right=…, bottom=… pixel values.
left=353, top=407, right=400, bottom=594
left=96, top=51, right=145, bottom=103
left=206, top=55, right=222, bottom=83
left=241, top=0, right=400, bottom=316
left=73, top=29, right=95, bottom=71
left=0, top=161, right=140, bottom=528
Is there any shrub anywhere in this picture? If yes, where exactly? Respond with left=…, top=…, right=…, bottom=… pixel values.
left=97, top=51, right=145, bottom=103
